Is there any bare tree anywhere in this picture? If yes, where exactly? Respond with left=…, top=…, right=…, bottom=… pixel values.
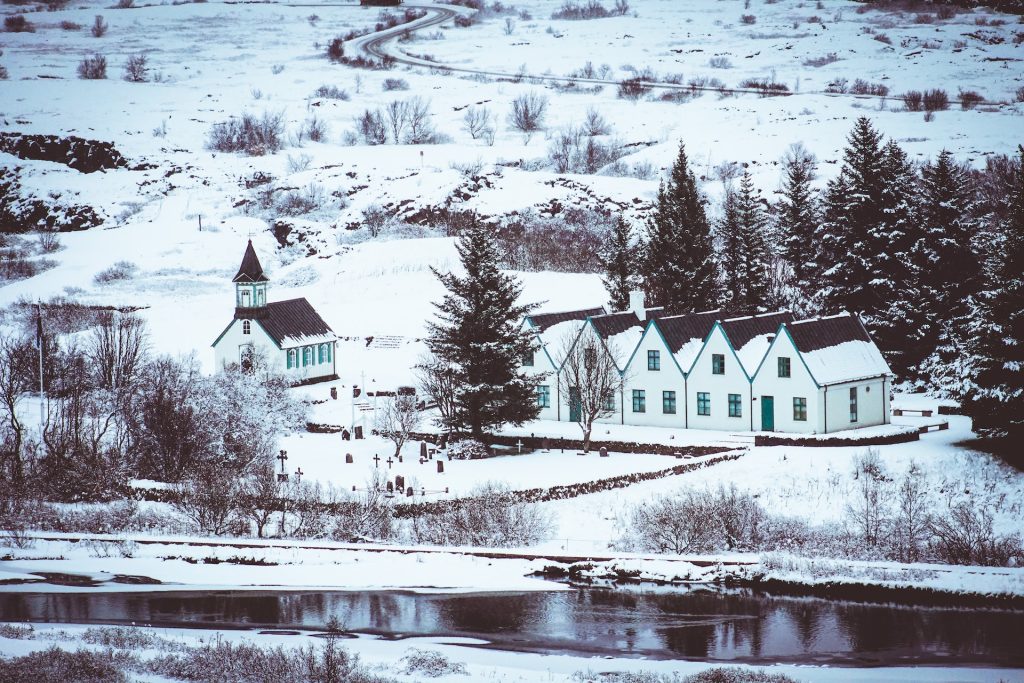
left=385, top=99, right=410, bottom=144
left=503, top=17, right=515, bottom=35
left=462, top=105, right=493, bottom=141
left=614, top=0, right=630, bottom=15
left=507, top=91, right=548, bottom=141
left=88, top=311, right=148, bottom=392
left=414, top=352, right=457, bottom=433
left=331, top=469, right=395, bottom=541
left=236, top=459, right=282, bottom=538
left=624, top=490, right=720, bottom=554
left=582, top=107, right=611, bottom=136
left=557, top=331, right=625, bottom=452
left=846, top=449, right=892, bottom=549
left=122, top=53, right=148, bottom=82
left=890, top=461, right=931, bottom=562
left=172, top=464, right=241, bottom=535
left=355, top=108, right=387, bottom=145
left=375, top=394, right=421, bottom=456
left=0, top=334, right=34, bottom=490
left=403, top=97, right=434, bottom=144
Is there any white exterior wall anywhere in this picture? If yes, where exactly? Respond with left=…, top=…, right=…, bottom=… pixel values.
left=822, top=376, right=889, bottom=433
left=214, top=319, right=284, bottom=373
left=521, top=324, right=561, bottom=422
left=214, top=319, right=337, bottom=383
left=751, top=333, right=820, bottom=434
left=686, top=326, right=752, bottom=431
left=621, top=328, right=686, bottom=428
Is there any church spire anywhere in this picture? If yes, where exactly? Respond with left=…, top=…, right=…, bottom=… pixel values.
left=233, top=239, right=269, bottom=283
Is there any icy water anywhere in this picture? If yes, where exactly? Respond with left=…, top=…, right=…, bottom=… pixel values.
left=1, top=587, right=1022, bottom=666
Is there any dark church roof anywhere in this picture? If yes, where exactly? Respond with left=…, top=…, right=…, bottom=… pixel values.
left=233, top=240, right=269, bottom=283
left=259, top=298, right=335, bottom=347
left=589, top=310, right=645, bottom=338
left=721, top=311, right=793, bottom=351
left=528, top=306, right=605, bottom=332
left=656, top=310, right=722, bottom=354
left=787, top=312, right=872, bottom=354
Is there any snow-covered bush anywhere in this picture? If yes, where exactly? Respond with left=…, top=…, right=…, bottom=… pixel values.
left=551, top=1, right=612, bottom=20
left=313, top=84, right=349, bottom=100
left=93, top=260, right=137, bottom=284
left=77, top=53, right=107, bottom=79
left=382, top=77, right=408, bottom=91
left=401, top=649, right=467, bottom=677
left=207, top=111, right=286, bottom=156
left=447, top=438, right=488, bottom=460
left=90, top=15, right=108, bottom=37
left=122, top=53, right=148, bottom=82
left=929, top=501, right=1023, bottom=567
left=4, top=15, right=34, bottom=33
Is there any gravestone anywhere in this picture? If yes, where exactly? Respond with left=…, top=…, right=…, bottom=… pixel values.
left=406, top=487, right=414, bottom=497
left=398, top=455, right=403, bottom=463
left=541, top=438, right=550, bottom=452
left=437, top=460, right=444, bottom=473
left=395, top=475, right=405, bottom=490
left=345, top=453, right=353, bottom=464
left=341, top=429, right=350, bottom=441
left=599, top=446, right=608, bottom=458
left=354, top=425, right=363, bottom=440
left=386, top=481, right=394, bottom=493
left=330, top=387, right=338, bottom=400
left=420, top=442, right=428, bottom=460
left=438, top=433, right=448, bottom=449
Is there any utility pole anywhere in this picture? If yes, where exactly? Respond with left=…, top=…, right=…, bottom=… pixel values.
left=36, top=301, right=44, bottom=437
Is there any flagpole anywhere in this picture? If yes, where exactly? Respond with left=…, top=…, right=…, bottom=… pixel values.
left=37, top=301, right=44, bottom=439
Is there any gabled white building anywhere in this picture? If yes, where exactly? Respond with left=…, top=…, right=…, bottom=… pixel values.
left=751, top=312, right=892, bottom=433
left=522, top=306, right=605, bottom=421
left=212, top=240, right=338, bottom=384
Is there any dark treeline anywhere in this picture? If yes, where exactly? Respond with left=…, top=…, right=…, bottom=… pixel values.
left=601, top=118, right=1023, bottom=441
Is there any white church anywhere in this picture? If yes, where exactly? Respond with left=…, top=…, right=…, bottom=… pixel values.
left=212, top=240, right=338, bottom=384
left=522, top=293, right=892, bottom=435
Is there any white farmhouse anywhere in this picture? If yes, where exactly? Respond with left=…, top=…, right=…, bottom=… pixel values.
left=212, top=240, right=338, bottom=384
left=522, top=306, right=605, bottom=421
left=751, top=312, right=892, bottom=433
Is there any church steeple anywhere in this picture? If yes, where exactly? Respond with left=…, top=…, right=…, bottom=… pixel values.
left=233, top=240, right=269, bottom=318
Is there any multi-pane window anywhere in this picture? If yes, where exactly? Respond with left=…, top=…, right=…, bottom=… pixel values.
left=287, top=349, right=297, bottom=369
left=793, top=397, right=807, bottom=421
left=632, top=390, right=646, bottom=413
left=728, top=393, right=742, bottom=417
left=697, top=392, right=711, bottom=416
left=778, top=356, right=791, bottom=378
left=537, top=385, right=550, bottom=408
left=648, top=350, right=660, bottom=371
left=242, top=320, right=251, bottom=335
left=522, top=349, right=534, bottom=367
left=712, top=353, right=725, bottom=375
left=303, top=347, right=312, bottom=366
left=603, top=391, right=615, bottom=411
left=850, top=387, right=858, bottom=423
left=662, top=390, right=676, bottom=414
left=318, top=344, right=327, bottom=363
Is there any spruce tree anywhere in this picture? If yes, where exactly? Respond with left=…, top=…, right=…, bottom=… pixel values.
left=599, top=216, right=637, bottom=312
left=962, top=146, right=1024, bottom=440
left=718, top=183, right=743, bottom=309
left=777, top=144, right=820, bottom=304
left=735, top=171, right=773, bottom=312
left=427, top=221, right=541, bottom=439
left=642, top=144, right=721, bottom=313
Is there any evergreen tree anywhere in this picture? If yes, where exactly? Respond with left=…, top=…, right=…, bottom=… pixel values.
left=777, top=144, right=820, bottom=304
left=816, top=117, right=886, bottom=316
left=717, top=183, right=743, bottom=309
left=962, top=146, right=1024, bottom=440
left=427, top=221, right=542, bottom=439
left=599, top=216, right=637, bottom=312
left=642, top=144, right=721, bottom=313
left=735, top=171, right=773, bottom=312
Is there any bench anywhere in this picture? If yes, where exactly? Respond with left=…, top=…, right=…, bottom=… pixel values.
left=918, top=422, right=949, bottom=434
left=893, top=408, right=933, bottom=417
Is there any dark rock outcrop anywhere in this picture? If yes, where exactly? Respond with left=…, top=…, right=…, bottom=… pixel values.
left=0, top=133, right=128, bottom=173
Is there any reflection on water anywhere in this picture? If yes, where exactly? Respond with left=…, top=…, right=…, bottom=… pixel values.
left=1, top=587, right=1022, bottom=665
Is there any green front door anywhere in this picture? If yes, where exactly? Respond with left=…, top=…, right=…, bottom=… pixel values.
left=761, top=395, right=775, bottom=431
left=569, top=387, right=582, bottom=422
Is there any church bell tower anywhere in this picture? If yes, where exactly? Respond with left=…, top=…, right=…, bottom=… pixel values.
left=233, top=240, right=269, bottom=319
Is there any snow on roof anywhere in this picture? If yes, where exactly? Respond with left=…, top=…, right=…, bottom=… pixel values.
left=787, top=313, right=892, bottom=385
left=721, top=311, right=793, bottom=375
left=537, top=318, right=588, bottom=367
left=528, top=306, right=605, bottom=332
left=261, top=298, right=336, bottom=348
left=605, top=325, right=644, bottom=370
left=653, top=310, right=721, bottom=373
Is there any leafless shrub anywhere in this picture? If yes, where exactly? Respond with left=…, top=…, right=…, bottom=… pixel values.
left=507, top=91, right=548, bottom=138
left=91, top=14, right=108, bottom=37
left=77, top=53, right=107, bottom=79
left=286, top=153, right=312, bottom=173
left=60, top=20, right=82, bottom=30
left=93, top=260, right=137, bottom=284
left=494, top=208, right=608, bottom=272
left=547, top=125, right=625, bottom=174
left=0, top=65, right=7, bottom=80
left=208, top=111, right=286, bottom=155
left=326, top=37, right=345, bottom=62
left=114, top=0, right=134, bottom=8
left=271, top=63, right=284, bottom=75
left=850, top=78, right=889, bottom=96
left=625, top=489, right=721, bottom=553
left=406, top=482, right=553, bottom=547
left=913, top=12, right=934, bottom=24
left=930, top=502, right=1023, bottom=566
left=708, top=56, right=732, bottom=69
left=582, top=106, right=610, bottom=136
left=375, top=395, right=421, bottom=457
left=362, top=204, right=392, bottom=238
left=354, top=108, right=388, bottom=145
left=958, top=89, right=984, bottom=110
left=88, top=311, right=148, bottom=391
left=825, top=78, right=848, bottom=94
left=450, top=158, right=484, bottom=176
left=803, top=52, right=839, bottom=67
left=401, top=649, right=468, bottom=677
left=923, top=88, right=949, bottom=112
left=462, top=105, right=493, bottom=141
left=613, top=0, right=629, bottom=15
left=738, top=77, right=789, bottom=94
left=383, top=77, right=409, bottom=91
left=846, top=449, right=891, bottom=549
left=4, top=15, right=34, bottom=32
left=298, top=114, right=329, bottom=143
left=551, top=0, right=612, bottom=20
left=901, top=90, right=923, bottom=111
left=503, top=16, right=515, bottom=35
left=617, top=77, right=651, bottom=100
left=1016, top=86, right=1024, bottom=103
left=122, top=53, right=148, bottom=82
left=873, top=32, right=892, bottom=44
left=313, top=84, right=349, bottom=100
left=37, top=231, right=62, bottom=254
left=277, top=183, right=325, bottom=215
left=740, top=13, right=756, bottom=24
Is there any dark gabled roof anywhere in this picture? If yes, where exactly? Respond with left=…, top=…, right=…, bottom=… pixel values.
left=721, top=311, right=793, bottom=351
left=528, top=306, right=605, bottom=332
left=589, top=310, right=644, bottom=339
left=233, top=240, right=269, bottom=283
left=260, top=298, right=334, bottom=346
left=655, top=310, right=722, bottom=353
left=787, top=312, right=871, bottom=354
